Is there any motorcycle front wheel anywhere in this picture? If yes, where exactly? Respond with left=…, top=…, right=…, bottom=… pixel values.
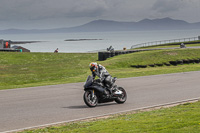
left=114, top=87, right=127, bottom=104
left=83, top=90, right=98, bottom=107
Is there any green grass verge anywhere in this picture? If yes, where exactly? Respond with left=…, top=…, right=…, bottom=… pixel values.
left=102, top=48, right=200, bottom=78
left=20, top=101, right=200, bottom=133
left=1, top=48, right=200, bottom=90
left=104, top=48, right=200, bottom=66
left=0, top=52, right=97, bottom=90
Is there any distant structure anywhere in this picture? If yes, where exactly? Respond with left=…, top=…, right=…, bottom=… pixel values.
left=0, top=39, right=11, bottom=49
left=12, top=45, right=30, bottom=52
left=0, top=39, right=30, bottom=52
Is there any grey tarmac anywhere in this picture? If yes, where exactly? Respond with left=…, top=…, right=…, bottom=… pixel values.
left=0, top=71, right=200, bottom=133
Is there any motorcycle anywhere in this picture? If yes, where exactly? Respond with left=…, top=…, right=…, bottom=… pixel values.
left=180, top=43, right=186, bottom=48
left=83, top=75, right=127, bottom=107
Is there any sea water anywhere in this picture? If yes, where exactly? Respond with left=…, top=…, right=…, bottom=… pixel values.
left=1, top=29, right=200, bottom=53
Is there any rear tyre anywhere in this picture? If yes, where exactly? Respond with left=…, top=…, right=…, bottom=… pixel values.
left=83, top=90, right=98, bottom=107
left=115, top=87, right=127, bottom=104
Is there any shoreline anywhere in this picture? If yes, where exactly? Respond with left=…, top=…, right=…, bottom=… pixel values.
left=11, top=41, right=42, bottom=44
left=64, top=39, right=103, bottom=41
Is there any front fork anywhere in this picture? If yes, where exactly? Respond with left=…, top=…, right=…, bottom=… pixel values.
left=91, top=90, right=95, bottom=99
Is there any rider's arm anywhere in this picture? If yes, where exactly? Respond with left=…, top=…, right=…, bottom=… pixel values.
left=92, top=72, right=96, bottom=80
left=99, top=72, right=105, bottom=82
left=99, top=66, right=107, bottom=82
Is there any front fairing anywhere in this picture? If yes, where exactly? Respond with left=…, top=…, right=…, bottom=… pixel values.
left=84, top=75, right=106, bottom=95
left=84, top=75, right=93, bottom=89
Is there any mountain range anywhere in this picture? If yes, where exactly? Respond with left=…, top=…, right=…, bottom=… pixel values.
left=1, top=17, right=200, bottom=34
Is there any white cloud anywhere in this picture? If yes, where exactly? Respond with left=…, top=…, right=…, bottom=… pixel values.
left=0, top=0, right=200, bottom=29
left=0, top=0, right=109, bottom=20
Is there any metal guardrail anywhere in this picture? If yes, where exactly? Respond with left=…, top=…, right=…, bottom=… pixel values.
left=99, top=36, right=200, bottom=61
left=131, top=36, right=200, bottom=49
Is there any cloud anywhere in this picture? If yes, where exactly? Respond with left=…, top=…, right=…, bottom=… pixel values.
left=0, top=0, right=156, bottom=21
left=151, top=0, right=200, bottom=22
left=0, top=0, right=109, bottom=20
left=152, top=0, right=186, bottom=13
left=0, top=0, right=199, bottom=29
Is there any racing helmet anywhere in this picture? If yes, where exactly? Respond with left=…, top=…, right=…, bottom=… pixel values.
left=89, top=62, right=98, bottom=72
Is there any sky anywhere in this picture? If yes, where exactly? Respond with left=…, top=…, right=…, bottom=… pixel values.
left=0, top=0, right=200, bottom=30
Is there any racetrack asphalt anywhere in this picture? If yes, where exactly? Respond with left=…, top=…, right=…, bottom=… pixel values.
left=1, top=71, right=200, bottom=133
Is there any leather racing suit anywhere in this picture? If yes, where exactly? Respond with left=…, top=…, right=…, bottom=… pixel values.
left=92, top=64, right=113, bottom=89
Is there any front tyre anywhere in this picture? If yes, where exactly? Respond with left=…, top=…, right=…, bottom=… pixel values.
left=83, top=90, right=98, bottom=107
left=115, top=87, right=127, bottom=104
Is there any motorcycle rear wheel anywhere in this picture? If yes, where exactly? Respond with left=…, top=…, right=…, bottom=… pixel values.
left=114, top=87, right=127, bottom=104
left=83, top=90, right=98, bottom=107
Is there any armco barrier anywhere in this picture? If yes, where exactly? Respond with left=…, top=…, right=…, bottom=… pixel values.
left=98, top=50, right=140, bottom=61
left=131, top=36, right=200, bottom=49
left=98, top=48, right=174, bottom=61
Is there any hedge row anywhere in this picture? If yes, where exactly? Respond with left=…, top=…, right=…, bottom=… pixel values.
left=131, top=58, right=200, bottom=68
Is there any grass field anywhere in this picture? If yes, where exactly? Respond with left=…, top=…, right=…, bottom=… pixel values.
left=1, top=48, right=200, bottom=90
left=20, top=101, right=200, bottom=133
left=0, top=52, right=97, bottom=89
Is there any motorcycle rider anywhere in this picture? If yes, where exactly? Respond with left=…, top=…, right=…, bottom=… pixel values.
left=89, top=62, right=115, bottom=96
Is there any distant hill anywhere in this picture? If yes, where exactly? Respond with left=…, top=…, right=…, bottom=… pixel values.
left=1, top=17, right=200, bottom=34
